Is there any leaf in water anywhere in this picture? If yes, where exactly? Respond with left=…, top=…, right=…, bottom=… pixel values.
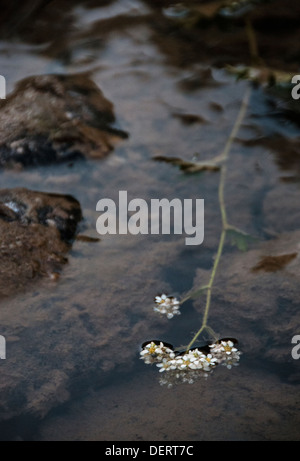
left=153, top=155, right=221, bottom=173
left=251, top=252, right=297, bottom=272
left=76, top=235, right=101, bottom=243
left=226, top=226, right=257, bottom=252
left=172, top=112, right=208, bottom=125
left=226, top=64, right=295, bottom=87
left=218, top=1, right=254, bottom=18
left=193, top=1, right=226, bottom=19
left=178, top=68, right=224, bottom=92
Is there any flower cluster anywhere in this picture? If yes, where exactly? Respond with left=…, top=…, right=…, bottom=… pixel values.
left=209, top=340, right=241, bottom=369
left=140, top=339, right=241, bottom=385
left=153, top=294, right=181, bottom=319
left=140, top=341, right=175, bottom=365
left=156, top=349, right=218, bottom=373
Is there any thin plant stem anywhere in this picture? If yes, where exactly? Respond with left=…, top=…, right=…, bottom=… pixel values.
left=245, top=18, right=264, bottom=67
left=186, top=86, right=251, bottom=351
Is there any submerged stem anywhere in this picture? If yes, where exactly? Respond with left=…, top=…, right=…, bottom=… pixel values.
left=187, top=86, right=251, bottom=351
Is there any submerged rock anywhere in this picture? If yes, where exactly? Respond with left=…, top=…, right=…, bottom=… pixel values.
left=0, top=187, right=82, bottom=298
left=0, top=74, right=128, bottom=169
left=0, top=235, right=180, bottom=426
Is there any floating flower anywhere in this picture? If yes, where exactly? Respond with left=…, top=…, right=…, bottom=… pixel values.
left=209, top=340, right=241, bottom=368
left=140, top=337, right=241, bottom=385
left=154, top=348, right=217, bottom=374
left=200, top=353, right=218, bottom=372
left=209, top=340, right=237, bottom=357
left=140, top=341, right=174, bottom=364
left=156, top=358, right=175, bottom=372
left=153, top=294, right=181, bottom=319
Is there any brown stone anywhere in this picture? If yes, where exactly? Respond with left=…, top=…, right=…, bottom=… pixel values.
left=0, top=187, right=82, bottom=298
left=0, top=74, right=128, bottom=169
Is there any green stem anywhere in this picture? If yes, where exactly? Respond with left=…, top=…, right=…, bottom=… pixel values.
left=186, top=229, right=226, bottom=350
left=186, top=87, right=251, bottom=351
left=245, top=18, right=264, bottom=67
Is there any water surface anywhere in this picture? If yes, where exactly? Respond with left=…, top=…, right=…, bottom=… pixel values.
left=0, top=0, right=299, bottom=441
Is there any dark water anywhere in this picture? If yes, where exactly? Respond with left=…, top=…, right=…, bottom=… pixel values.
left=0, top=0, right=300, bottom=441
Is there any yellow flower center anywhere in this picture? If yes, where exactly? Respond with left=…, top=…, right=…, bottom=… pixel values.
left=149, top=345, right=157, bottom=354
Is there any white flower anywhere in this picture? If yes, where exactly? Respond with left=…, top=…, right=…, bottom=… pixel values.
left=153, top=294, right=181, bottom=319
left=209, top=340, right=241, bottom=367
left=156, top=358, right=173, bottom=372
left=141, top=337, right=241, bottom=385
left=140, top=341, right=174, bottom=364
left=154, top=294, right=168, bottom=305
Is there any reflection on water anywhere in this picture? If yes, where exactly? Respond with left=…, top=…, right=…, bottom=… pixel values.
left=0, top=0, right=299, bottom=441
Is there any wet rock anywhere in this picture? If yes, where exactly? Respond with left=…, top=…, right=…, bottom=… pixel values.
left=0, top=74, right=128, bottom=169
left=37, top=363, right=300, bottom=441
left=0, top=239, right=180, bottom=426
left=0, top=187, right=82, bottom=298
left=0, top=235, right=181, bottom=425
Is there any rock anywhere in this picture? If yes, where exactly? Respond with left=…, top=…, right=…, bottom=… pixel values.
left=37, top=362, right=300, bottom=441
left=0, top=235, right=182, bottom=425
left=0, top=187, right=82, bottom=298
left=0, top=74, right=128, bottom=169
